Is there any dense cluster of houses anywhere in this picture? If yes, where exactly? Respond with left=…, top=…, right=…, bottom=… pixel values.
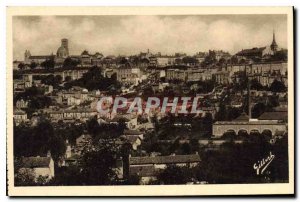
left=13, top=33, right=289, bottom=184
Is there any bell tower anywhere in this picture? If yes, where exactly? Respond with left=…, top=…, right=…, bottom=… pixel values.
left=270, top=30, right=278, bottom=52
left=61, top=38, right=69, bottom=56
left=24, top=50, right=31, bottom=63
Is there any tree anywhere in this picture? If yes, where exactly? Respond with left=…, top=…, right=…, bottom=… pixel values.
left=49, top=134, right=66, bottom=162
left=40, top=74, right=62, bottom=88
left=86, top=116, right=99, bottom=137
left=157, top=165, right=191, bottom=184
left=270, top=50, right=287, bottom=62
left=202, top=113, right=213, bottom=137
left=80, top=143, right=118, bottom=185
left=41, top=56, right=55, bottom=70
left=226, top=107, right=242, bottom=121
left=251, top=102, right=266, bottom=118
left=261, top=130, right=272, bottom=140
left=182, top=56, right=198, bottom=65
left=230, top=56, right=239, bottom=64
left=49, top=166, right=82, bottom=185
left=222, top=131, right=236, bottom=141
left=64, top=66, right=121, bottom=91
left=269, top=80, right=286, bottom=92
left=125, top=174, right=140, bottom=185
left=18, top=63, right=26, bottom=70
left=203, top=50, right=217, bottom=66
left=250, top=79, right=264, bottom=90
left=196, top=80, right=214, bottom=94
left=30, top=62, right=38, bottom=70
left=14, top=119, right=65, bottom=161
left=215, top=103, right=226, bottom=121
left=65, top=76, right=72, bottom=82
left=218, top=58, right=226, bottom=66
left=15, top=168, right=36, bottom=186
left=63, top=57, right=80, bottom=69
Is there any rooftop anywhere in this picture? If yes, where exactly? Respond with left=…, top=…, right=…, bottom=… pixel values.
left=129, top=154, right=201, bottom=165
left=20, top=156, right=51, bottom=168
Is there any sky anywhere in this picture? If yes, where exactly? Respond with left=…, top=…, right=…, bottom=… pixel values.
left=13, top=15, right=287, bottom=60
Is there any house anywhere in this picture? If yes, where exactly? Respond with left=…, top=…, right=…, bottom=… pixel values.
left=48, top=108, right=97, bottom=122
left=18, top=156, right=55, bottom=182
left=122, top=135, right=142, bottom=150
left=116, top=65, right=141, bottom=85
left=123, top=129, right=144, bottom=140
left=13, top=109, right=28, bottom=125
left=126, top=153, right=201, bottom=184
left=16, top=99, right=28, bottom=109
left=110, top=114, right=138, bottom=129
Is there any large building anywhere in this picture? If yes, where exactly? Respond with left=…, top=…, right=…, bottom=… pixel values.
left=24, top=38, right=70, bottom=64
left=236, top=31, right=280, bottom=59
left=24, top=50, right=53, bottom=64
left=213, top=111, right=287, bottom=137
left=116, top=65, right=141, bottom=85
left=55, top=38, right=70, bottom=63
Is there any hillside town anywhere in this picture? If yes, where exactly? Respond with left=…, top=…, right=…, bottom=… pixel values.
left=13, top=32, right=289, bottom=186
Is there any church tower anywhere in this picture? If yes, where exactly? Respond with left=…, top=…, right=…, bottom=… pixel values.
left=57, top=38, right=69, bottom=58
left=61, top=38, right=69, bottom=56
left=270, top=30, right=278, bottom=52
left=24, top=50, right=31, bottom=63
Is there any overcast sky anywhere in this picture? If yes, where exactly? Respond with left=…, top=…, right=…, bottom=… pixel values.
left=13, top=15, right=287, bottom=60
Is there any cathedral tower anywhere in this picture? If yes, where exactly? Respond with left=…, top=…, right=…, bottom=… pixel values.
left=61, top=38, right=69, bottom=56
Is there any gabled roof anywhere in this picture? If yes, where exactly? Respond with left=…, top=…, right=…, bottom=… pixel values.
left=258, top=111, right=287, bottom=121
left=129, top=154, right=201, bottom=165
left=81, top=50, right=89, bottom=55
left=21, top=157, right=51, bottom=168
left=234, top=113, right=249, bottom=122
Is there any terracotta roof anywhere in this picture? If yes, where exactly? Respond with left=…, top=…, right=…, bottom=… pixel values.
left=21, top=157, right=51, bottom=168
left=129, top=154, right=201, bottom=165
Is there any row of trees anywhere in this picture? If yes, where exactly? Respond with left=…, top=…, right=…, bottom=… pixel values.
left=14, top=120, right=66, bottom=162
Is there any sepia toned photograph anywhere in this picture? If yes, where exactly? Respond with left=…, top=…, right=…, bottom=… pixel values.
left=6, top=7, right=294, bottom=196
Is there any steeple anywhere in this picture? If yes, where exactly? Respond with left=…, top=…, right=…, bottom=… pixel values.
left=270, top=30, right=278, bottom=52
